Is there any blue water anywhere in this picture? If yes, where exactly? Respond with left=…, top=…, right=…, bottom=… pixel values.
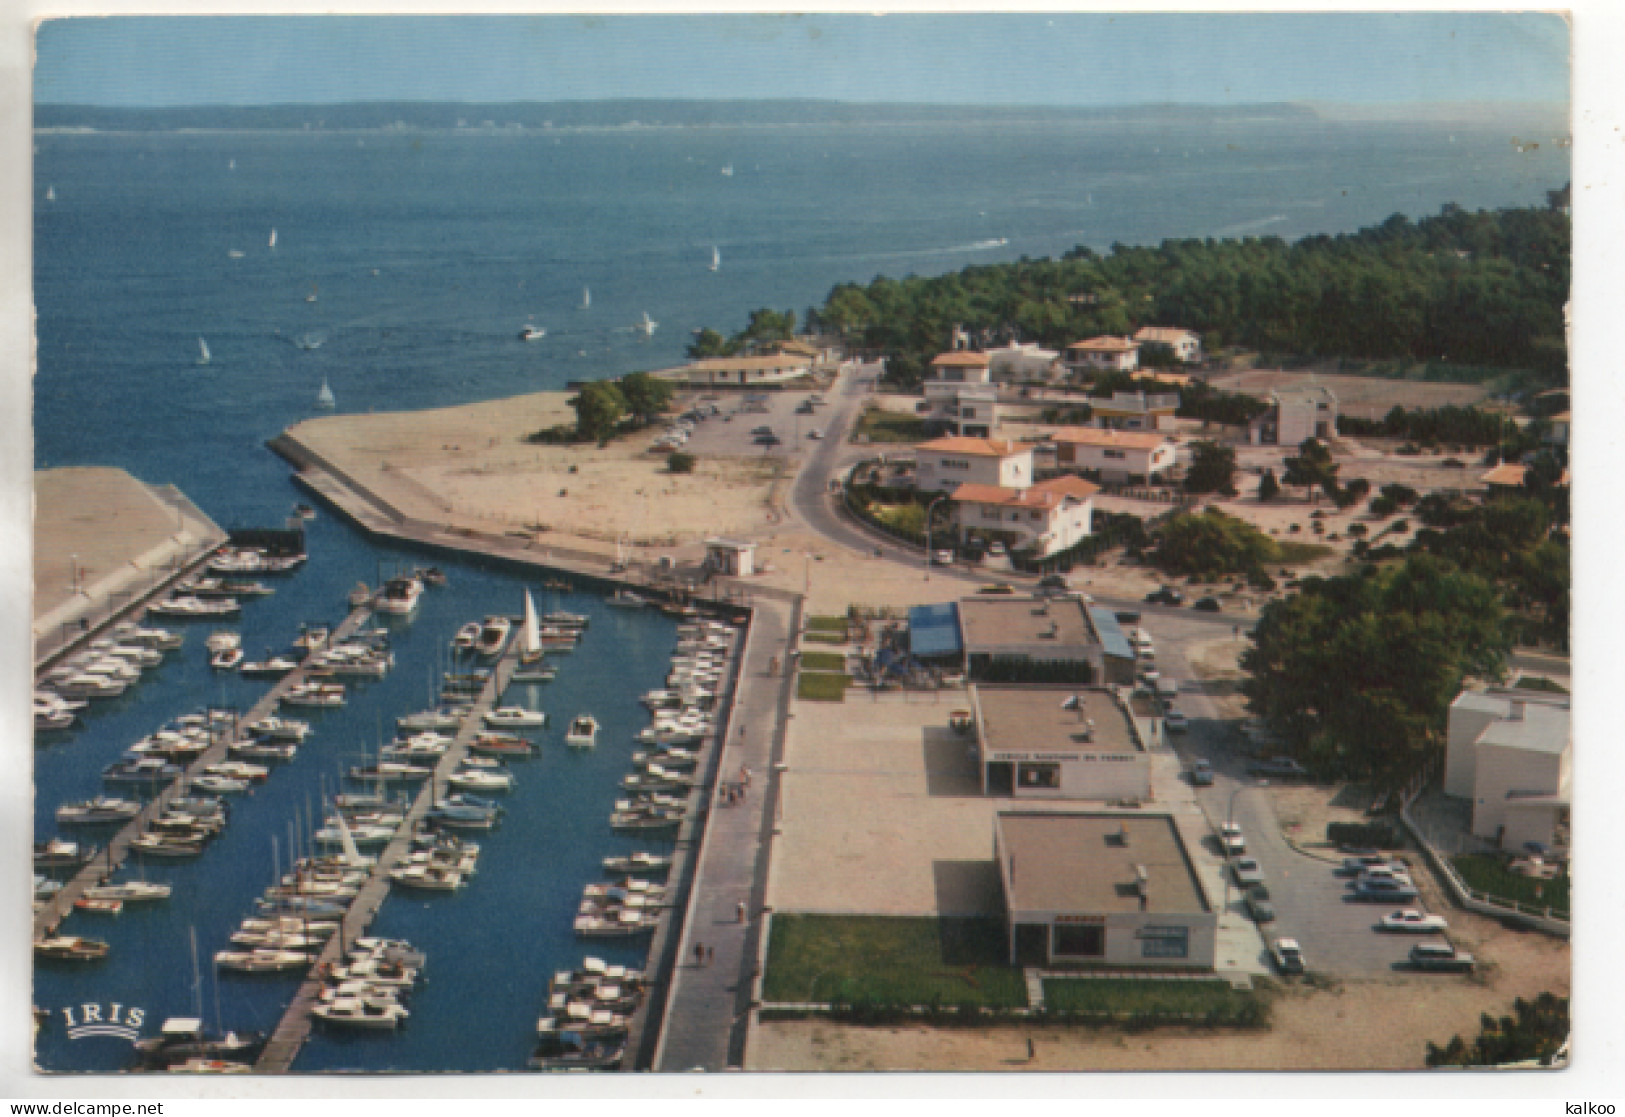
left=31, top=115, right=1567, bottom=1071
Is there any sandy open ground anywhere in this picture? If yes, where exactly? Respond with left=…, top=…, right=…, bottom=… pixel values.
left=1207, top=369, right=1495, bottom=421
left=286, top=390, right=790, bottom=547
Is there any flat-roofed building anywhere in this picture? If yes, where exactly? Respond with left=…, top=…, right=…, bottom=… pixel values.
left=915, top=436, right=1033, bottom=493
left=1088, top=390, right=1181, bottom=432
left=1049, top=426, right=1180, bottom=484
left=985, top=342, right=1061, bottom=381
left=972, top=684, right=1151, bottom=800
left=1132, top=326, right=1204, bottom=364
left=675, top=354, right=813, bottom=387
left=995, top=812, right=1216, bottom=969
left=1445, top=688, right=1571, bottom=850
left=1249, top=382, right=1337, bottom=445
left=956, top=595, right=1103, bottom=684
left=950, top=475, right=1098, bottom=557
left=1064, top=336, right=1141, bottom=374
left=924, top=384, right=1000, bottom=437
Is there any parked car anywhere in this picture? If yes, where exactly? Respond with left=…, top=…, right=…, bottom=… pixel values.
left=1352, top=878, right=1419, bottom=902
left=1231, top=857, right=1265, bottom=887
left=1165, top=712, right=1190, bottom=734
left=1378, top=909, right=1449, bottom=933
left=1114, top=610, right=1142, bottom=625
left=754, top=432, right=781, bottom=446
left=1337, top=854, right=1394, bottom=876
left=1191, top=596, right=1223, bottom=612
left=1409, top=942, right=1475, bottom=972
left=1248, top=757, right=1308, bottom=778
left=751, top=426, right=773, bottom=436
left=1357, top=864, right=1414, bottom=887
left=931, top=549, right=955, bottom=565
left=1145, top=587, right=1185, bottom=606
left=1245, top=885, right=1277, bottom=923
left=1219, top=822, right=1245, bottom=855
left=1038, top=574, right=1070, bottom=592
left=1271, top=938, right=1306, bottom=975
left=1188, top=757, right=1212, bottom=784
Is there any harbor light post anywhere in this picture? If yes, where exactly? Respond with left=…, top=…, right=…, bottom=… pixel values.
left=923, top=495, right=948, bottom=581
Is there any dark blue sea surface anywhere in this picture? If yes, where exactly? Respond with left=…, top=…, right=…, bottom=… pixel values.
left=31, top=116, right=1566, bottom=1071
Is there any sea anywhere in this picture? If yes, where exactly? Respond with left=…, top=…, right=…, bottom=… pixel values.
left=30, top=112, right=1568, bottom=1072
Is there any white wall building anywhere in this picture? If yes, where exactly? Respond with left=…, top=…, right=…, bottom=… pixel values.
left=973, top=685, right=1150, bottom=800
left=986, top=342, right=1062, bottom=381
left=1050, top=427, right=1180, bottom=484
left=1132, top=326, right=1204, bottom=364
left=914, top=436, right=1033, bottom=493
left=677, top=355, right=812, bottom=387
left=1089, top=390, right=1182, bottom=432
left=1444, top=689, right=1571, bottom=850
left=927, top=351, right=994, bottom=386
left=1249, top=383, right=1338, bottom=446
left=1064, top=336, right=1141, bottom=374
left=950, top=475, right=1098, bottom=557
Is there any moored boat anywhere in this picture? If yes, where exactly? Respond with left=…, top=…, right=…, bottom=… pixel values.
left=564, top=715, right=600, bottom=749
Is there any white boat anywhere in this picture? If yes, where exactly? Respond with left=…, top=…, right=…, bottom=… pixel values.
left=636, top=312, right=657, bottom=336
left=519, top=591, right=544, bottom=664
left=564, top=715, right=600, bottom=749
left=475, top=615, right=511, bottom=657
left=373, top=574, right=423, bottom=615
left=311, top=997, right=408, bottom=1030
left=447, top=768, right=514, bottom=793
left=389, top=863, right=464, bottom=892
left=306, top=283, right=318, bottom=304
left=396, top=708, right=464, bottom=732
left=228, top=249, right=245, bottom=258
left=268, top=228, right=277, bottom=249
left=484, top=706, right=547, bottom=729
left=238, top=656, right=298, bottom=677
left=315, top=378, right=336, bottom=410
left=453, top=621, right=482, bottom=651
left=720, top=164, right=734, bottom=177
left=607, top=589, right=647, bottom=609
left=197, top=338, right=211, bottom=366
left=46, top=185, right=55, bottom=201
left=519, top=324, right=546, bottom=341
left=581, top=286, right=591, bottom=309
left=709, top=246, right=720, bottom=272
left=85, top=880, right=172, bottom=903
left=57, top=796, right=143, bottom=825
left=209, top=646, right=243, bottom=671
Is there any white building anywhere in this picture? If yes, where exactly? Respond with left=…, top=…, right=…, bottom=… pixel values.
left=1444, top=689, right=1570, bottom=850
left=676, top=354, right=813, bottom=387
left=1089, top=390, right=1181, bottom=432
left=1049, top=427, right=1180, bottom=485
left=950, top=475, right=1098, bottom=557
left=1132, top=326, right=1204, bottom=364
left=1064, top=336, right=1141, bottom=374
left=995, top=811, right=1216, bottom=969
left=914, top=436, right=1033, bottom=493
left=986, top=342, right=1061, bottom=381
left=927, top=351, right=994, bottom=386
left=1249, top=382, right=1338, bottom=446
left=703, top=538, right=756, bottom=576
left=973, top=685, right=1150, bottom=800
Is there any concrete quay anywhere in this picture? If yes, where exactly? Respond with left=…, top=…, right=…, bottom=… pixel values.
left=34, top=601, right=377, bottom=940
left=256, top=636, right=522, bottom=1073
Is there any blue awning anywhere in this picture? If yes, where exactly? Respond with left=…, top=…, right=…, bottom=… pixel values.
left=909, top=602, right=963, bottom=659
left=1088, top=606, right=1135, bottom=661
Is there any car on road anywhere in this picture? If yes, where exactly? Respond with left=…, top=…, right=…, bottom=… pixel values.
left=1231, top=857, right=1265, bottom=887
left=1139, top=668, right=1161, bottom=686
left=1145, top=587, right=1185, bottom=606
left=978, top=582, right=1014, bottom=594
left=1248, top=756, right=1309, bottom=778
left=1187, top=758, right=1212, bottom=784
left=807, top=428, right=823, bottom=440
left=751, top=425, right=773, bottom=436
left=1245, top=884, right=1277, bottom=923
left=1408, top=942, right=1475, bottom=972
left=1378, top=909, right=1449, bottom=933
left=1165, top=711, right=1190, bottom=734
left=931, top=549, right=954, bottom=565
left=1038, top=573, right=1071, bottom=592
left=1218, top=822, right=1245, bottom=855
left=754, top=432, right=782, bottom=446
left=1191, top=596, right=1223, bottom=612
left=1114, top=609, right=1141, bottom=625
left=1271, top=938, right=1306, bottom=974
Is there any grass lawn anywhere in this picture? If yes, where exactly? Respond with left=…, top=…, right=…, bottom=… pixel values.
left=797, top=672, right=851, bottom=702
left=802, top=632, right=847, bottom=646
left=1274, top=541, right=1335, bottom=565
left=799, top=651, right=847, bottom=672
left=806, top=615, right=850, bottom=633
left=1452, top=854, right=1570, bottom=917
left=870, top=502, right=926, bottom=535
left=855, top=409, right=928, bottom=444
left=763, top=914, right=1027, bottom=1008
left=1042, top=978, right=1267, bottom=1023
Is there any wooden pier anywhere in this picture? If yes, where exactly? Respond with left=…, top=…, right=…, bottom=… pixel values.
left=33, top=602, right=377, bottom=940
left=255, top=636, right=522, bottom=1073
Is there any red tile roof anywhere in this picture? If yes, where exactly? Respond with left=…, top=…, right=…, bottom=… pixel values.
left=918, top=436, right=1029, bottom=458
left=950, top=475, right=1100, bottom=510
left=1067, top=336, right=1140, bottom=353
left=931, top=351, right=993, bottom=367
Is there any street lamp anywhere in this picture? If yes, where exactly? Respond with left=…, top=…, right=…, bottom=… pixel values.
left=923, top=494, right=948, bottom=581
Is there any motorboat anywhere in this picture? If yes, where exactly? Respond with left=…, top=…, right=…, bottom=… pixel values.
left=35, top=839, right=95, bottom=870
left=348, top=760, right=434, bottom=783
left=510, top=664, right=557, bottom=683
left=181, top=576, right=273, bottom=599
left=132, top=1018, right=265, bottom=1072
left=102, top=757, right=183, bottom=786
left=543, top=610, right=588, bottom=628
left=214, top=949, right=311, bottom=974
left=380, top=731, right=453, bottom=761
left=281, top=682, right=346, bottom=709
left=528, top=1029, right=624, bottom=1071
left=55, top=673, right=129, bottom=700
left=229, top=739, right=297, bottom=762
left=602, top=851, right=672, bottom=876
left=374, top=574, right=424, bottom=616
left=245, top=716, right=311, bottom=741
left=205, top=630, right=240, bottom=655
left=475, top=615, right=512, bottom=657
left=519, top=324, right=546, bottom=341
left=148, top=595, right=240, bottom=620
left=238, top=655, right=298, bottom=677
left=204, top=760, right=269, bottom=782
left=35, top=936, right=110, bottom=963
left=189, top=775, right=250, bottom=795
left=573, top=907, right=659, bottom=937
left=452, top=621, right=482, bottom=651
left=113, top=623, right=183, bottom=650
left=57, top=796, right=143, bottom=825
left=468, top=733, right=536, bottom=758
left=484, top=706, right=547, bottom=729
left=130, top=833, right=207, bottom=859
left=396, top=708, right=464, bottom=732
left=564, top=715, right=600, bottom=749
left=76, top=896, right=126, bottom=915
left=84, top=880, right=172, bottom=903
left=389, top=863, right=464, bottom=892
left=209, top=646, right=244, bottom=671
left=447, top=767, right=514, bottom=793
left=310, top=997, right=408, bottom=1030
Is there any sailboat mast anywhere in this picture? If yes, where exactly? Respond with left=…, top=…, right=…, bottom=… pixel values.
left=188, top=926, right=204, bottom=1021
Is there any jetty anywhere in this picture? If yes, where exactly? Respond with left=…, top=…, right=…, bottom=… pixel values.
left=33, top=601, right=377, bottom=939
left=256, top=633, right=523, bottom=1072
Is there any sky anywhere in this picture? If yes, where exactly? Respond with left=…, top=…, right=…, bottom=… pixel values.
left=32, top=12, right=1569, bottom=109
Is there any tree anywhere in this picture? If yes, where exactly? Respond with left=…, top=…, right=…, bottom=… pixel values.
left=1426, top=994, right=1569, bottom=1067
left=1282, top=438, right=1341, bottom=500
left=1151, top=509, right=1280, bottom=577
left=739, top=307, right=796, bottom=347
left=619, top=371, right=673, bottom=426
left=1184, top=441, right=1237, bottom=495
left=686, top=328, right=737, bottom=359
left=1257, top=469, right=1281, bottom=503
left=667, top=451, right=696, bottom=474
left=1240, top=554, right=1511, bottom=787
left=570, top=380, right=627, bottom=442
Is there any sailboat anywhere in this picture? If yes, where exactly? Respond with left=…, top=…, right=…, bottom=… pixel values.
left=316, top=379, right=336, bottom=410
left=709, top=246, right=720, bottom=272
left=228, top=159, right=236, bottom=171
left=636, top=312, right=657, bottom=337
left=197, top=338, right=212, bottom=366
left=581, top=286, right=591, bottom=310
left=268, top=228, right=277, bottom=249
left=45, top=185, right=55, bottom=202
left=305, top=283, right=318, bottom=304
left=511, top=591, right=556, bottom=682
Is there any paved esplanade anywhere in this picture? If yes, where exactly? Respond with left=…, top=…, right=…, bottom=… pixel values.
left=654, top=595, right=797, bottom=1071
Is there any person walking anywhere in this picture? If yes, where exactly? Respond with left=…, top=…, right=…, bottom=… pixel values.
left=736, top=901, right=747, bottom=924
left=1027, top=1037, right=1035, bottom=1062
left=695, top=942, right=705, bottom=967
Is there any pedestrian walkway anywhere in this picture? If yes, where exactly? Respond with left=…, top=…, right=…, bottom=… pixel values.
left=653, top=595, right=798, bottom=1071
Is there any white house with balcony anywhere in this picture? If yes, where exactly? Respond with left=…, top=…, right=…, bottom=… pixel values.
left=1444, top=688, right=1570, bottom=851
left=949, top=475, right=1098, bottom=556
left=1064, top=336, right=1141, bottom=375
left=1132, top=326, right=1204, bottom=364
left=986, top=343, right=1061, bottom=381
left=915, top=436, right=1033, bottom=494
left=1050, top=427, right=1180, bottom=485
left=1089, top=390, right=1181, bottom=432
left=1249, top=382, right=1338, bottom=446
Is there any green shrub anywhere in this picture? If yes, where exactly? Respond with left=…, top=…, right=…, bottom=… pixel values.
left=797, top=672, right=851, bottom=702
left=1326, top=820, right=1400, bottom=849
left=667, top=451, right=696, bottom=474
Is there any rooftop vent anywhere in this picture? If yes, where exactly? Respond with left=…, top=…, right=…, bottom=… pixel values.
left=1509, top=699, right=1526, bottom=722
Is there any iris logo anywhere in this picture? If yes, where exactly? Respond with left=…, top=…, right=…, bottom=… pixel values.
left=58, top=1003, right=145, bottom=1041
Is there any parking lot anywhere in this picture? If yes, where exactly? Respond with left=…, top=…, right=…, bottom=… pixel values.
left=1141, top=610, right=1456, bottom=979
left=669, top=388, right=831, bottom=460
